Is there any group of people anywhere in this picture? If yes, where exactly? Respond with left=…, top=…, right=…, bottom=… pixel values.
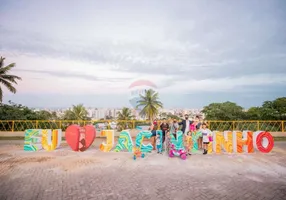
left=149, top=114, right=212, bottom=155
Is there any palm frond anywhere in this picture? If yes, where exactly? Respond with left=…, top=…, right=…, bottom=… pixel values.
left=0, top=75, right=21, bottom=84
left=0, top=86, right=2, bottom=102
left=0, top=63, right=16, bottom=74
left=0, top=78, right=17, bottom=93
left=0, top=57, right=21, bottom=102
left=0, top=57, right=5, bottom=68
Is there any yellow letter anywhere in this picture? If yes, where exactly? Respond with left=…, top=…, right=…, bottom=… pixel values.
left=99, top=130, right=114, bottom=152
left=42, top=129, right=62, bottom=151
left=214, top=131, right=233, bottom=153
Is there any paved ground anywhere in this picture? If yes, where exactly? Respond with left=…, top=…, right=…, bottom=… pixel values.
left=0, top=140, right=286, bottom=200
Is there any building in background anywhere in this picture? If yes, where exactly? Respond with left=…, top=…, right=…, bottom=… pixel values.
left=35, top=107, right=204, bottom=120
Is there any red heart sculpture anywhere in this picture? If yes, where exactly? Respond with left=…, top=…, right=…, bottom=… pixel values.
left=65, top=125, right=96, bottom=151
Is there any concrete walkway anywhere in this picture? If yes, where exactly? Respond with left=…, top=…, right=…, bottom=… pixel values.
left=0, top=142, right=286, bottom=200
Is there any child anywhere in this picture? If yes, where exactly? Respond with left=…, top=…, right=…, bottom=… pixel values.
left=201, top=123, right=212, bottom=155
left=156, top=134, right=162, bottom=154
left=165, top=131, right=171, bottom=154
left=185, top=135, right=193, bottom=156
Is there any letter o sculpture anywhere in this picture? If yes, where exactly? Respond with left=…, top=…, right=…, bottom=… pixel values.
left=256, top=131, right=274, bottom=153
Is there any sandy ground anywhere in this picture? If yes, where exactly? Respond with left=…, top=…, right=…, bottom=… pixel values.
left=0, top=140, right=286, bottom=200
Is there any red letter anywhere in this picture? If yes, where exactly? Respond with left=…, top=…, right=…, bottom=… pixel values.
left=256, top=132, right=274, bottom=153
left=65, top=125, right=96, bottom=151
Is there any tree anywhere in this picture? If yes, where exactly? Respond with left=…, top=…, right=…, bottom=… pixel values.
left=159, top=112, right=180, bottom=120
left=62, top=104, right=89, bottom=120
left=272, top=97, right=286, bottom=120
left=245, top=107, right=261, bottom=120
left=202, top=101, right=245, bottom=120
left=0, top=101, right=37, bottom=120
left=136, top=89, right=163, bottom=121
left=116, top=107, right=134, bottom=130
left=0, top=101, right=60, bottom=131
left=0, top=57, right=22, bottom=102
left=258, top=101, right=276, bottom=120
left=35, top=110, right=58, bottom=120
left=0, top=101, right=59, bottom=120
left=258, top=98, right=286, bottom=120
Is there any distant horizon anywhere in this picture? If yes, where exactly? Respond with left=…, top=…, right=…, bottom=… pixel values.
left=29, top=106, right=204, bottom=110
left=3, top=92, right=284, bottom=110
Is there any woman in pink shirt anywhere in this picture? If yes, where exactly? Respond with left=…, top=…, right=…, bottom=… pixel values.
left=190, top=122, right=196, bottom=132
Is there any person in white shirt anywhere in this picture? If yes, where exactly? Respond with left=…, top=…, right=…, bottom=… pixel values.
left=201, top=123, right=212, bottom=155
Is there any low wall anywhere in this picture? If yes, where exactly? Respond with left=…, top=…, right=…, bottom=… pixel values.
left=0, top=131, right=285, bottom=137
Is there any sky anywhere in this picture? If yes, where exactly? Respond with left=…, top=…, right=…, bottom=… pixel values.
left=0, top=0, right=286, bottom=109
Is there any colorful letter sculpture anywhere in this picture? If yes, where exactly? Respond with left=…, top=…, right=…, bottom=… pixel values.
left=223, top=131, right=233, bottom=153
left=207, top=141, right=213, bottom=154
left=114, top=130, right=134, bottom=152
left=65, top=125, right=96, bottom=151
left=42, top=129, right=62, bottom=151
left=253, top=131, right=274, bottom=153
left=99, top=130, right=114, bottom=152
left=135, top=130, right=153, bottom=153
left=170, top=131, right=184, bottom=150
left=156, top=130, right=163, bottom=153
left=236, top=131, right=253, bottom=153
left=191, top=131, right=202, bottom=152
left=23, top=126, right=275, bottom=154
left=213, top=131, right=233, bottom=153
left=24, top=129, right=43, bottom=151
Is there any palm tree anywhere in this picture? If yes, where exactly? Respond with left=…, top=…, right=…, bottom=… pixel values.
left=0, top=57, right=22, bottom=102
left=116, top=107, right=134, bottom=131
left=63, top=104, right=89, bottom=120
left=136, top=89, right=163, bottom=122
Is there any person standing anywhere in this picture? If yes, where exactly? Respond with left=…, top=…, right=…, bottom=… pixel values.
left=170, top=119, right=179, bottom=134
left=169, top=118, right=179, bottom=139
left=195, top=116, right=202, bottom=130
left=178, top=114, right=192, bottom=136
left=149, top=120, right=158, bottom=150
left=193, top=116, right=203, bottom=149
left=201, top=123, right=212, bottom=155
left=160, top=118, right=169, bottom=144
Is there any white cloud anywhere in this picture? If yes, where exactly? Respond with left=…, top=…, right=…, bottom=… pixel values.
left=160, top=74, right=286, bottom=94
left=2, top=52, right=286, bottom=97
left=1, top=0, right=286, bottom=107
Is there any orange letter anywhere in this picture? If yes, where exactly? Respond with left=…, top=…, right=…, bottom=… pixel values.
left=236, top=131, right=253, bottom=153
